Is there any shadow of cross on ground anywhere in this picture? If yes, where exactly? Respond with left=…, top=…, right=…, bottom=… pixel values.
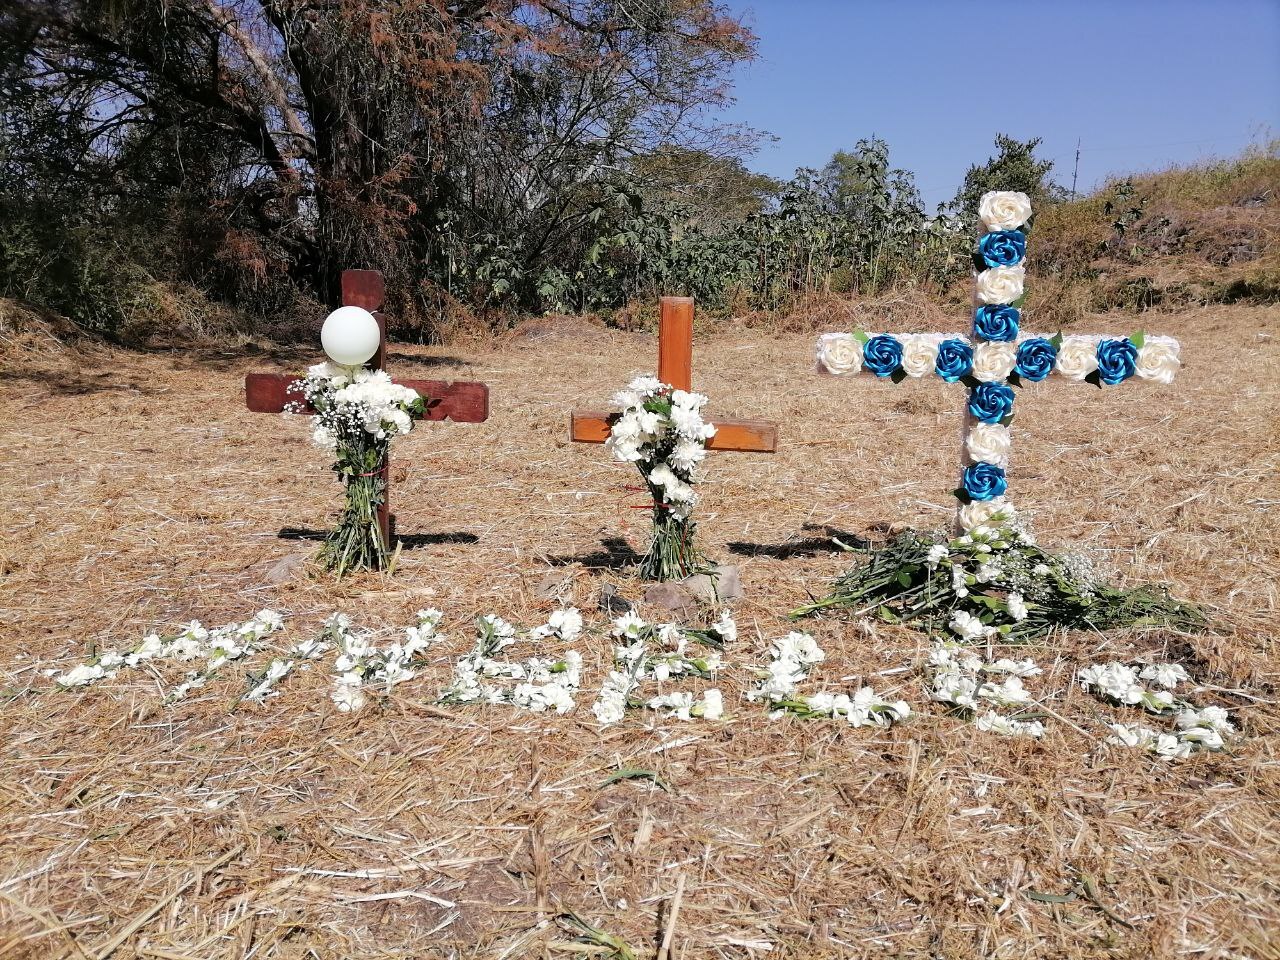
left=242, top=269, right=490, bottom=545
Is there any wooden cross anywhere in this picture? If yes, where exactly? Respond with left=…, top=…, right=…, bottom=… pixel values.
left=244, top=269, right=490, bottom=544
left=814, top=207, right=1180, bottom=532
left=570, top=294, right=779, bottom=451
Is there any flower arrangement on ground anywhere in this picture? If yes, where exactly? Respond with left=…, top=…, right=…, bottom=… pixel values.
left=291, top=363, right=425, bottom=576
left=793, top=507, right=1204, bottom=640
left=745, top=630, right=910, bottom=728
left=1078, top=660, right=1235, bottom=758
left=439, top=609, right=585, bottom=714
left=591, top=611, right=734, bottom=725
left=605, top=375, right=716, bottom=581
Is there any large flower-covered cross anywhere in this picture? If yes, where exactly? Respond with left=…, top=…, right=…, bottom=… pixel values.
left=815, top=191, right=1181, bottom=532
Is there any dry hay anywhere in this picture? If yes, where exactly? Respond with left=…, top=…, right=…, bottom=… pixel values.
left=0, top=302, right=1278, bottom=959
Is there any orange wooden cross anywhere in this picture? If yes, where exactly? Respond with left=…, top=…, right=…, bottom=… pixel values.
left=570, top=296, right=778, bottom=452
left=244, top=269, right=489, bottom=544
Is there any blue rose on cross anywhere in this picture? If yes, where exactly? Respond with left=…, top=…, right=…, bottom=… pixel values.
left=977, top=230, right=1027, bottom=268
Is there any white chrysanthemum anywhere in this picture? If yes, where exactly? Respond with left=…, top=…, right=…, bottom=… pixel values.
left=1135, top=336, right=1180, bottom=384
left=1139, top=662, right=1189, bottom=689
left=331, top=680, right=366, bottom=713
left=977, top=675, right=1031, bottom=707
left=978, top=191, right=1032, bottom=232
left=976, top=711, right=1044, bottom=738
left=974, top=265, right=1025, bottom=305
left=712, top=609, right=737, bottom=644
left=774, top=631, right=825, bottom=666
left=611, top=616, right=645, bottom=640
left=1055, top=336, right=1100, bottom=380
left=816, top=333, right=864, bottom=375
left=697, top=688, right=724, bottom=720
left=670, top=439, right=707, bottom=473
left=546, top=607, right=583, bottom=642
left=57, top=663, right=107, bottom=687
left=1078, top=663, right=1144, bottom=705
left=1176, top=705, right=1234, bottom=735
left=1006, top=592, right=1029, bottom=622
left=931, top=671, right=978, bottom=709
left=1177, top=725, right=1224, bottom=750
left=592, top=671, right=633, bottom=725
left=949, top=610, right=995, bottom=642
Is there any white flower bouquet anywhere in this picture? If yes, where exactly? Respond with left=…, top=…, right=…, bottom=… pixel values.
left=292, top=363, right=426, bottom=576
left=605, top=375, right=716, bottom=581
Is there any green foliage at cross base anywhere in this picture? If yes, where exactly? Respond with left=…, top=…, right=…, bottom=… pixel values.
left=792, top=525, right=1206, bottom=643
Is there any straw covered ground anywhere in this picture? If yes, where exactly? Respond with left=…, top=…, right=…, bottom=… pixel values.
left=1, top=301, right=1278, bottom=959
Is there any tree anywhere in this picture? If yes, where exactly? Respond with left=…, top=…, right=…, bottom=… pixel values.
left=948, top=134, right=1065, bottom=220
left=0, top=0, right=757, bottom=329
left=629, top=145, right=780, bottom=228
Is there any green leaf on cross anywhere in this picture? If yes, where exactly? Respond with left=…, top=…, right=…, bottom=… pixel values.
left=1130, top=330, right=1146, bottom=349
left=1050, top=331, right=1063, bottom=350
left=1010, top=293, right=1027, bottom=309
left=852, top=330, right=871, bottom=345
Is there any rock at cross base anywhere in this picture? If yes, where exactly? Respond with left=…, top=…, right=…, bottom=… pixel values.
left=260, top=551, right=308, bottom=585
left=682, top=564, right=743, bottom=605
left=535, top=571, right=572, bottom=602
left=599, top=583, right=634, bottom=615
left=642, top=582, right=700, bottom=621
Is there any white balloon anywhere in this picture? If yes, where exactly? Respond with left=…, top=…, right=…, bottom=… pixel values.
left=320, top=306, right=380, bottom=366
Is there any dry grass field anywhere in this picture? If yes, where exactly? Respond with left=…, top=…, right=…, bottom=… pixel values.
left=1, top=301, right=1278, bottom=959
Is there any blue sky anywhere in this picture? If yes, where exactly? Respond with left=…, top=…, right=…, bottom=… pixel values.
left=718, top=0, right=1280, bottom=209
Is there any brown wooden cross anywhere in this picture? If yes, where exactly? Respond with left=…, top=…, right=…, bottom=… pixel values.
left=244, top=269, right=489, bottom=544
left=570, top=295, right=778, bottom=453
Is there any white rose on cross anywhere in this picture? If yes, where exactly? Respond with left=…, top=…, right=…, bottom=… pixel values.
left=1135, top=335, right=1182, bottom=383
left=966, top=423, right=1012, bottom=466
left=1055, top=335, right=1101, bottom=380
left=817, top=333, right=863, bottom=375
left=900, top=334, right=943, bottom=378
left=978, top=191, right=1033, bottom=232
left=975, top=265, right=1025, bottom=305
left=971, top=341, right=1018, bottom=382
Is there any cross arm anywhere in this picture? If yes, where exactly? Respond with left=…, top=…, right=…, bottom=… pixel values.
left=245, top=373, right=490, bottom=423
left=570, top=410, right=778, bottom=452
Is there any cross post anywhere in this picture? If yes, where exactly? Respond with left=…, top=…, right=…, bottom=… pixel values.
left=570, top=296, right=779, bottom=453
left=244, top=269, right=490, bottom=545
left=813, top=193, right=1181, bottom=532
